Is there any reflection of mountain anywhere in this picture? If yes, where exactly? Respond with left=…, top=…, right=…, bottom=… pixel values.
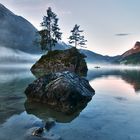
left=25, top=100, right=88, bottom=123
left=0, top=68, right=34, bottom=124
left=120, top=70, right=140, bottom=92
left=88, top=69, right=140, bottom=93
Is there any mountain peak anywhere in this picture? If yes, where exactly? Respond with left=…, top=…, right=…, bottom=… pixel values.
left=133, top=41, right=140, bottom=49
left=122, top=41, right=140, bottom=57
left=0, top=3, right=14, bottom=16
left=0, top=3, right=6, bottom=8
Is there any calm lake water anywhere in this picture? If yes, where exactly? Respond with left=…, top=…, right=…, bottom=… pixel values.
left=0, top=65, right=140, bottom=140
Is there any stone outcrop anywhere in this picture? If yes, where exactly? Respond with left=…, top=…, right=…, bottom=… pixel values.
left=25, top=71, right=95, bottom=113
left=31, top=47, right=88, bottom=77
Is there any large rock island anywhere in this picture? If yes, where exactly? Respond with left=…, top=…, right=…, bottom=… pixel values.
left=25, top=71, right=95, bottom=113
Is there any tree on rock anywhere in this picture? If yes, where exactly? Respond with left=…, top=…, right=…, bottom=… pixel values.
left=39, top=7, right=62, bottom=52
left=68, top=24, right=87, bottom=48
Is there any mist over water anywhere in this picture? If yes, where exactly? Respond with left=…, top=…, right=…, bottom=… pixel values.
left=0, top=64, right=140, bottom=140
left=88, top=63, right=140, bottom=70
left=0, top=46, right=41, bottom=64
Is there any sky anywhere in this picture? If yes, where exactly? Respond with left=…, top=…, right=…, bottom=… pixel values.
left=0, top=0, right=140, bottom=56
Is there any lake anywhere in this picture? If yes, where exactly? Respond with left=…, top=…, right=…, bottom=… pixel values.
left=0, top=64, right=140, bottom=140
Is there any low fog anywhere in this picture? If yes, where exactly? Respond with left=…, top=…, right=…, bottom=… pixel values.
left=0, top=46, right=41, bottom=65
left=88, top=63, right=140, bottom=70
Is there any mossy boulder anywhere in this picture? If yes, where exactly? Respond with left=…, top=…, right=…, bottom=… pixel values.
left=31, top=47, right=88, bottom=77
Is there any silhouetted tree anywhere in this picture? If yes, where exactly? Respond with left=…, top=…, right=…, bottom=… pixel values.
left=39, top=7, right=62, bottom=52
left=68, top=24, right=87, bottom=48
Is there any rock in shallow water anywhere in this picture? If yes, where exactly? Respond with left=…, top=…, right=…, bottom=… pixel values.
left=32, top=127, right=44, bottom=137
left=25, top=71, right=95, bottom=113
left=25, top=127, right=61, bottom=140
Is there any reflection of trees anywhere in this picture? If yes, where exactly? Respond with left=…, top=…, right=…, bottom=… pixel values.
left=24, top=100, right=89, bottom=123
left=88, top=69, right=140, bottom=93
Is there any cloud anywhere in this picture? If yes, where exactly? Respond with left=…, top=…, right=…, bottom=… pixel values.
left=115, top=33, right=131, bottom=36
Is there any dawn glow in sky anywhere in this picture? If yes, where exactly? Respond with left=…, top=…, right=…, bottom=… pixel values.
left=0, top=0, right=140, bottom=56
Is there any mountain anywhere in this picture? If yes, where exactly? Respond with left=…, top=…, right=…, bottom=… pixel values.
left=0, top=3, right=139, bottom=65
left=79, top=49, right=120, bottom=64
left=122, top=42, right=140, bottom=57
left=53, top=42, right=140, bottom=65
left=118, top=42, right=140, bottom=64
left=0, top=3, right=40, bottom=54
left=0, top=3, right=117, bottom=64
left=53, top=41, right=71, bottom=50
left=54, top=43, right=120, bottom=64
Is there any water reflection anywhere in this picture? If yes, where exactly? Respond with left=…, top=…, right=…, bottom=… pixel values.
left=0, top=67, right=140, bottom=125
left=0, top=66, right=140, bottom=140
left=0, top=112, right=43, bottom=140
left=88, top=69, right=140, bottom=93
left=0, top=67, right=34, bottom=124
left=25, top=100, right=88, bottom=123
left=0, top=67, right=34, bottom=83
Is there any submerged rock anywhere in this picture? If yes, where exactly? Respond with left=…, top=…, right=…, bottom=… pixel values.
left=25, top=71, right=95, bottom=113
left=25, top=127, right=45, bottom=140
left=26, top=127, right=61, bottom=140
left=31, top=47, right=88, bottom=77
left=32, top=127, right=44, bottom=137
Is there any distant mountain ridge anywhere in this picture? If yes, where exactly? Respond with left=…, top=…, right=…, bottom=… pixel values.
left=122, top=42, right=140, bottom=57
left=118, top=42, right=140, bottom=64
left=79, top=49, right=120, bottom=64
left=0, top=3, right=40, bottom=54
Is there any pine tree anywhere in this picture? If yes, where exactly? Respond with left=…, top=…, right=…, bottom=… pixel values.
left=68, top=24, right=87, bottom=48
left=39, top=7, right=62, bottom=52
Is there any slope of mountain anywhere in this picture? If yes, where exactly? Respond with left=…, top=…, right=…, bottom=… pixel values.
left=118, top=42, right=140, bottom=64
left=119, top=52, right=140, bottom=64
left=53, top=41, right=71, bottom=50
left=0, top=3, right=40, bottom=54
left=79, top=49, right=120, bottom=64
left=54, top=43, right=116, bottom=64
left=54, top=43, right=120, bottom=64
left=53, top=42, right=120, bottom=64
left=122, top=42, right=140, bottom=57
